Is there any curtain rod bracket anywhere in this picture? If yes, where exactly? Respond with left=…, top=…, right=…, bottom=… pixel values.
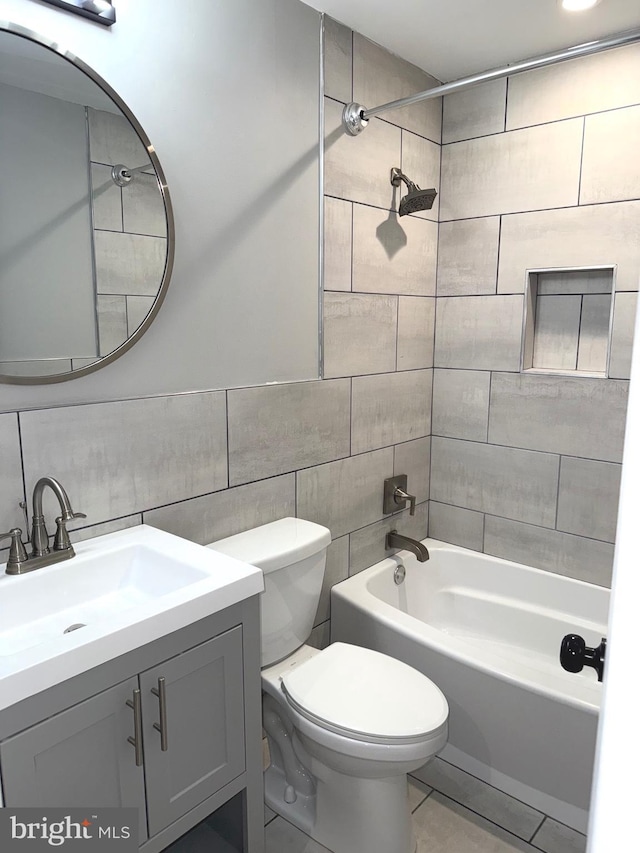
left=343, top=103, right=369, bottom=136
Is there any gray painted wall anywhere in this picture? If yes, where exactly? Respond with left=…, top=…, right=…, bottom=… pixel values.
left=0, top=0, right=320, bottom=410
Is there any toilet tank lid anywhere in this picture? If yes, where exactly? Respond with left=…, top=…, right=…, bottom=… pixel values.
left=207, top=518, right=331, bottom=574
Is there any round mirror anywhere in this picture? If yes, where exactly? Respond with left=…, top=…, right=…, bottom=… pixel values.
left=0, top=23, right=174, bottom=383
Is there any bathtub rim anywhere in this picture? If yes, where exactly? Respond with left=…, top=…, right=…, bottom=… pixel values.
left=331, top=537, right=607, bottom=715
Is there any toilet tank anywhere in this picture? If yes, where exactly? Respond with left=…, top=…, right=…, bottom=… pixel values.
left=208, top=518, right=331, bottom=667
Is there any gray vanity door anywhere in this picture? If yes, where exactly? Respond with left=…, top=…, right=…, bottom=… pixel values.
left=0, top=676, right=148, bottom=842
left=141, top=626, right=246, bottom=837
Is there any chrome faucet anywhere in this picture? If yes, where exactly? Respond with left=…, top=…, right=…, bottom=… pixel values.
left=1, top=477, right=86, bottom=575
left=385, top=530, right=430, bottom=562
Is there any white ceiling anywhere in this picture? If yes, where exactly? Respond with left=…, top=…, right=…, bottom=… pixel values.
left=301, top=0, right=640, bottom=82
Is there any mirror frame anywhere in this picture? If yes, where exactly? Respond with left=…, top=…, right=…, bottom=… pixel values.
left=0, top=21, right=175, bottom=385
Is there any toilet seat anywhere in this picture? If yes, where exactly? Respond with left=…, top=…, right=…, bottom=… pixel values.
left=280, top=642, right=448, bottom=745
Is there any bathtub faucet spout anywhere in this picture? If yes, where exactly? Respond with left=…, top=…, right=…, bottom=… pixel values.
left=385, top=530, right=430, bottom=562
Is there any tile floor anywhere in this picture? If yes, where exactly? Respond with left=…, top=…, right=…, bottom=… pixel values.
left=264, top=757, right=588, bottom=853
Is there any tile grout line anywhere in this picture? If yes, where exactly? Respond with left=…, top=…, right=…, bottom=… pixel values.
left=412, top=787, right=548, bottom=848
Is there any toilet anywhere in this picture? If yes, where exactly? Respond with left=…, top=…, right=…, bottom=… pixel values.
left=209, top=517, right=448, bottom=853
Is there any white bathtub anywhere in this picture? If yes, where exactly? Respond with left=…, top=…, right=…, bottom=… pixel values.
left=330, top=538, right=609, bottom=834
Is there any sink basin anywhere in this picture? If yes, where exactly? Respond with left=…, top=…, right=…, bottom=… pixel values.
left=0, top=524, right=263, bottom=710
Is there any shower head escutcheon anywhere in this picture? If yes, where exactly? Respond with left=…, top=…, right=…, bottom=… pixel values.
left=390, top=167, right=437, bottom=216
left=111, top=163, right=152, bottom=187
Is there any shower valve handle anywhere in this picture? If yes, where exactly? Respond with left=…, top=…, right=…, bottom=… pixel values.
left=559, top=634, right=606, bottom=683
left=383, top=475, right=416, bottom=516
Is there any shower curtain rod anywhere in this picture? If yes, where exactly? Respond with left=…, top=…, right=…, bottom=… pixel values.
left=343, top=26, right=640, bottom=135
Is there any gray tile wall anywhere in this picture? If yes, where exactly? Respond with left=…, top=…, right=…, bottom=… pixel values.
left=0, top=18, right=439, bottom=648
left=430, top=44, right=640, bottom=586
left=89, top=109, right=167, bottom=357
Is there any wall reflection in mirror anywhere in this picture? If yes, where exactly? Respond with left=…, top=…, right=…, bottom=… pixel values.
left=0, top=26, right=172, bottom=383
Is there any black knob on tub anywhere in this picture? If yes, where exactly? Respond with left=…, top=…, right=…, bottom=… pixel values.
left=559, top=634, right=606, bottom=683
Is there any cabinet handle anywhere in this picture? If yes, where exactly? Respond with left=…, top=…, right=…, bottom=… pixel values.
left=126, top=688, right=143, bottom=767
left=151, top=677, right=169, bottom=751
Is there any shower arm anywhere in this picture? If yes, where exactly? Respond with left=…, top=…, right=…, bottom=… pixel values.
left=343, top=25, right=640, bottom=135
left=111, top=162, right=153, bottom=186
left=390, top=167, right=418, bottom=192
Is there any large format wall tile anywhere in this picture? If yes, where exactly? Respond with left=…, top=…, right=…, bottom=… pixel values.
left=324, top=16, right=352, bottom=104
left=428, top=502, right=485, bottom=552
left=94, top=230, right=167, bottom=296
left=400, top=131, right=440, bottom=222
left=394, top=436, right=431, bottom=504
left=430, top=437, right=559, bottom=528
left=351, top=370, right=432, bottom=455
left=609, top=291, right=638, bottom=380
left=96, top=295, right=127, bottom=356
left=349, top=503, right=428, bottom=574
left=397, top=297, right=435, bottom=370
left=19, top=393, right=228, bottom=527
left=69, top=514, right=143, bottom=543
left=497, top=202, right=640, bottom=294
left=88, top=108, right=150, bottom=168
left=507, top=43, right=640, bottom=130
left=443, top=79, right=507, bottom=143
left=324, top=196, right=352, bottom=292
left=440, top=119, right=583, bottom=220
left=437, top=217, right=500, bottom=296
left=434, top=296, right=523, bottom=371
left=488, top=373, right=629, bottom=462
left=91, top=164, right=123, bottom=231
left=581, top=105, right=640, bottom=205
left=122, top=173, right=167, bottom=237
left=352, top=203, right=438, bottom=296
left=126, top=296, right=155, bottom=337
left=145, top=474, right=296, bottom=546
left=297, top=447, right=394, bottom=539
left=432, top=369, right=491, bottom=442
left=0, top=412, right=24, bottom=531
left=556, top=457, right=621, bottom=543
left=228, top=379, right=350, bottom=485
left=484, top=516, right=614, bottom=587
left=353, top=33, right=441, bottom=143
left=531, top=294, right=581, bottom=371
left=324, top=293, right=397, bottom=377
left=325, top=98, right=401, bottom=209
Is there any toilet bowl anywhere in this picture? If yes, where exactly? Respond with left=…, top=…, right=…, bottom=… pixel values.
left=209, top=518, right=449, bottom=853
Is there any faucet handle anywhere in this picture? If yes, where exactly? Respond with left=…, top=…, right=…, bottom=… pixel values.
left=53, top=513, right=85, bottom=552
left=0, top=528, right=29, bottom=572
left=383, top=475, right=417, bottom=516
left=394, top=486, right=416, bottom=516
left=60, top=509, right=87, bottom=523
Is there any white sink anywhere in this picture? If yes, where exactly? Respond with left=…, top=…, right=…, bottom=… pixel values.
left=0, top=524, right=263, bottom=710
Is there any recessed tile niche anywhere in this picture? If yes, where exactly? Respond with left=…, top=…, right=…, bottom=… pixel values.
left=522, top=267, right=615, bottom=376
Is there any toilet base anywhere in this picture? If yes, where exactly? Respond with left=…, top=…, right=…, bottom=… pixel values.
left=264, top=754, right=416, bottom=853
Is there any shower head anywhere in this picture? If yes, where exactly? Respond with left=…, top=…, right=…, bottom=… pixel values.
left=390, top=167, right=437, bottom=216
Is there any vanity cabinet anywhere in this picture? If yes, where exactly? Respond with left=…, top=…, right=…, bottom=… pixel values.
left=0, top=677, right=148, bottom=839
left=141, top=627, right=245, bottom=836
left=0, top=600, right=264, bottom=853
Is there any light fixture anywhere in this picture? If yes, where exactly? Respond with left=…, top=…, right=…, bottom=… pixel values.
left=560, top=0, right=602, bottom=12
left=40, top=0, right=116, bottom=26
